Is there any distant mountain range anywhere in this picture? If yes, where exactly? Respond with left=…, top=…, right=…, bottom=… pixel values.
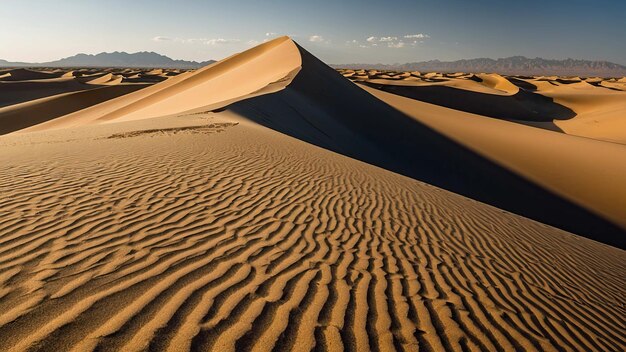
left=0, top=51, right=215, bottom=69
left=4, top=52, right=626, bottom=76
left=334, top=56, right=626, bottom=77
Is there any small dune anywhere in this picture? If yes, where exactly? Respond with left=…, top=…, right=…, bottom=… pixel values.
left=475, top=73, right=519, bottom=95
left=0, top=68, right=63, bottom=81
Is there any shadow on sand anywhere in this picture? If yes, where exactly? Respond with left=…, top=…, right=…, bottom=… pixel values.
left=360, top=81, right=575, bottom=131
left=228, top=44, right=624, bottom=248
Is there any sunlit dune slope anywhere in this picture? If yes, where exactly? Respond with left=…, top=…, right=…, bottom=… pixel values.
left=19, top=37, right=301, bottom=133
left=536, top=80, right=626, bottom=144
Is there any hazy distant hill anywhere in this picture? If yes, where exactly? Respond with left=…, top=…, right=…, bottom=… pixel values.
left=334, top=56, right=626, bottom=77
left=0, top=52, right=214, bottom=69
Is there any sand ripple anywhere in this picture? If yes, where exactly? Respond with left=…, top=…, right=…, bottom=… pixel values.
left=0, top=125, right=623, bottom=351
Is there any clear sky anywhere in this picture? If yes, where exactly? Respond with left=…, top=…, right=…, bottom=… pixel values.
left=1, top=0, right=625, bottom=65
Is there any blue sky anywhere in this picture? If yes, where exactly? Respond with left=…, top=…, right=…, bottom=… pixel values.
left=1, top=0, right=625, bottom=64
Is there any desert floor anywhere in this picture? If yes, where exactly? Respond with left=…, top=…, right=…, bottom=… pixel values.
left=0, top=37, right=624, bottom=351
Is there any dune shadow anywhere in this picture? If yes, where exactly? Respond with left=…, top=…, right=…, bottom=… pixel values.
left=227, top=43, right=624, bottom=248
left=0, top=68, right=63, bottom=81
left=506, top=77, right=538, bottom=91
left=123, top=75, right=169, bottom=84
left=360, top=81, right=574, bottom=130
left=0, top=81, right=100, bottom=108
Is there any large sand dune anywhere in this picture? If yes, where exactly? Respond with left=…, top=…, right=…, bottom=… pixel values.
left=0, top=37, right=624, bottom=351
left=228, top=43, right=625, bottom=246
left=19, top=37, right=300, bottom=133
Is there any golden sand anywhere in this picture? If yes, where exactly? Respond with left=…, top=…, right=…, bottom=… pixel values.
left=0, top=37, right=624, bottom=351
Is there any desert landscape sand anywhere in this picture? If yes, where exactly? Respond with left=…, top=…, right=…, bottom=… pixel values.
left=0, top=67, right=179, bottom=134
left=0, top=37, right=624, bottom=351
left=341, top=68, right=626, bottom=144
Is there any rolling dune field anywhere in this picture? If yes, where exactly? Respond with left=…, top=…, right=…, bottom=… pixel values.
left=0, top=37, right=624, bottom=351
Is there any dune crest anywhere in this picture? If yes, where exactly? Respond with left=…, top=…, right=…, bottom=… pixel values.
left=475, top=73, right=519, bottom=95
left=20, top=36, right=301, bottom=132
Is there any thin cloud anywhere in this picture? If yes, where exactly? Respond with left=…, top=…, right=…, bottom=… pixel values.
left=205, top=38, right=240, bottom=45
left=367, top=36, right=398, bottom=42
left=404, top=33, right=430, bottom=39
left=363, top=36, right=406, bottom=48
left=388, top=41, right=405, bottom=48
left=151, top=36, right=240, bottom=45
left=346, top=39, right=369, bottom=48
left=309, top=35, right=324, bottom=42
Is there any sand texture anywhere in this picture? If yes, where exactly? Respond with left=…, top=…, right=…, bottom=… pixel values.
left=0, top=37, right=624, bottom=352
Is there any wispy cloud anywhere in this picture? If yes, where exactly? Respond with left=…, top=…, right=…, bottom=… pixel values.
left=345, top=39, right=370, bottom=49
left=265, top=32, right=276, bottom=37
left=366, top=36, right=398, bottom=43
left=379, top=36, right=398, bottom=42
left=152, top=36, right=240, bottom=45
left=404, top=33, right=430, bottom=39
left=359, top=33, right=429, bottom=48
left=309, top=35, right=325, bottom=42
left=388, top=41, right=405, bottom=48
left=204, top=38, right=240, bottom=45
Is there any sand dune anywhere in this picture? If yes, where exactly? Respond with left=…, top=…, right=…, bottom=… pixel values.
left=228, top=42, right=624, bottom=245
left=360, top=80, right=574, bottom=123
left=475, top=73, right=519, bottom=95
left=0, top=68, right=63, bottom=81
left=534, top=80, right=626, bottom=143
left=19, top=37, right=300, bottom=133
left=0, top=79, right=99, bottom=108
left=0, top=68, right=188, bottom=134
left=0, top=37, right=624, bottom=352
left=341, top=69, right=626, bottom=144
left=82, top=73, right=123, bottom=85
left=0, top=84, right=150, bottom=135
left=341, top=69, right=575, bottom=123
left=364, top=76, right=512, bottom=95
left=362, top=85, right=626, bottom=245
left=0, top=114, right=624, bottom=352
